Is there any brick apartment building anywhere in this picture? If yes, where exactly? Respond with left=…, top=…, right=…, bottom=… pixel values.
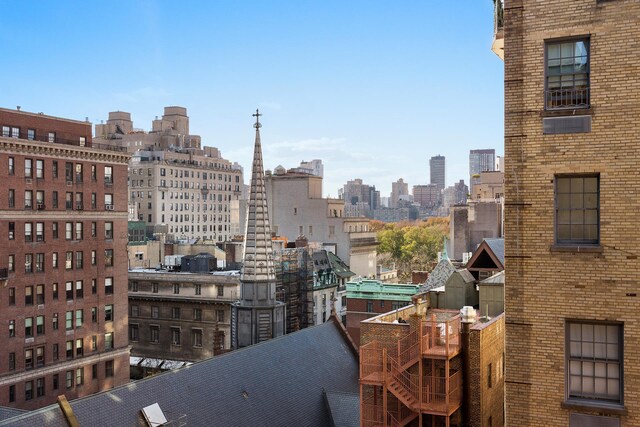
left=359, top=300, right=505, bottom=427
left=498, top=0, right=640, bottom=425
left=0, top=108, right=130, bottom=409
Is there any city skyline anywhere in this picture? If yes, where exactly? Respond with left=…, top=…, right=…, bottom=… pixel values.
left=0, top=2, right=503, bottom=197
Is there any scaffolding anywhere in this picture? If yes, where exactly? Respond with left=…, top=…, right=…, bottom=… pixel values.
left=274, top=248, right=314, bottom=333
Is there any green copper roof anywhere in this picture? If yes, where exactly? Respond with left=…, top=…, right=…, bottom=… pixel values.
left=346, top=279, right=420, bottom=302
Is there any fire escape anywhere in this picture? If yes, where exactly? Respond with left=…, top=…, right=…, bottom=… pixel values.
left=360, top=312, right=463, bottom=427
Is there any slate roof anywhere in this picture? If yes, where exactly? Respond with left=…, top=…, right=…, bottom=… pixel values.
left=323, top=390, right=360, bottom=427
left=420, top=258, right=456, bottom=292
left=1, top=318, right=359, bottom=427
left=326, top=251, right=356, bottom=278
left=0, top=406, right=25, bottom=422
left=484, top=238, right=505, bottom=266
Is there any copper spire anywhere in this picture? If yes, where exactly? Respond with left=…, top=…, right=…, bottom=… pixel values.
left=241, top=109, right=276, bottom=284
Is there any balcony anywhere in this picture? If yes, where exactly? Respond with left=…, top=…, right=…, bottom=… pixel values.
left=421, top=313, right=461, bottom=359
left=491, top=0, right=504, bottom=59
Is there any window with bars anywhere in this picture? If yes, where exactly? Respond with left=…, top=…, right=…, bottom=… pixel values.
left=546, top=37, right=590, bottom=109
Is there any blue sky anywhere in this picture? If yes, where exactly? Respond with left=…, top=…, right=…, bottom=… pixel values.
left=0, top=1, right=503, bottom=198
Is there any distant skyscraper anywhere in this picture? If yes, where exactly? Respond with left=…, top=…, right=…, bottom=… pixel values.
left=298, top=159, right=323, bottom=177
left=469, top=149, right=495, bottom=192
left=231, top=110, right=285, bottom=349
left=430, top=155, right=446, bottom=190
left=390, top=178, right=409, bottom=208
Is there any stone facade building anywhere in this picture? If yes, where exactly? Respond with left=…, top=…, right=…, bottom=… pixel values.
left=500, top=0, right=640, bottom=425
left=95, top=107, right=243, bottom=243
left=0, top=107, right=130, bottom=409
left=127, top=268, right=239, bottom=362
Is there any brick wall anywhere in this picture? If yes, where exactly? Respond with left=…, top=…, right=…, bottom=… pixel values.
left=504, top=0, right=640, bottom=425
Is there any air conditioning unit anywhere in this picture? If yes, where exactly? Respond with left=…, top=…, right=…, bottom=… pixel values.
left=105, top=204, right=114, bottom=211
left=25, top=178, right=32, bottom=184
left=36, top=235, right=44, bottom=242
left=76, top=203, right=84, bottom=210
left=36, top=203, right=45, bottom=210
left=66, top=181, right=73, bottom=186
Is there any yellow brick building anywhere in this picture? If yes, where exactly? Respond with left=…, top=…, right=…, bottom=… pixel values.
left=500, top=0, right=640, bottom=425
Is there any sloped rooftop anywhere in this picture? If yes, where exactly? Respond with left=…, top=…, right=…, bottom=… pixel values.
left=0, top=318, right=359, bottom=427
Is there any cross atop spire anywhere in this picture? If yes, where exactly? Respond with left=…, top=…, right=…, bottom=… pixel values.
left=252, top=108, right=262, bottom=129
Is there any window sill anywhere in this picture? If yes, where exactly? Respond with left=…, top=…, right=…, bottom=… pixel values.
left=550, top=244, right=603, bottom=253
left=562, top=399, right=626, bottom=416
left=542, top=107, right=593, bottom=117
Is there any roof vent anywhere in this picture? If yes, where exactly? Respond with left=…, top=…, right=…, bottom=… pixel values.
left=141, top=403, right=168, bottom=427
left=16, top=106, right=21, bottom=111
left=460, top=306, right=476, bottom=323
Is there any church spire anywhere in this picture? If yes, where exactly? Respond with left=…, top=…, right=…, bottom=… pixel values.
left=241, top=109, right=276, bottom=285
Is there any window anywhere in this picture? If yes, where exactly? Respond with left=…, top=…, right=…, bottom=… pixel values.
left=76, top=338, right=83, bottom=357
left=217, top=309, right=225, bottom=323
left=8, top=157, right=14, bottom=175
left=52, top=252, right=58, bottom=269
left=105, top=304, right=113, bottom=322
left=9, top=352, right=15, bottom=371
left=91, top=279, right=97, bottom=294
left=24, top=190, right=33, bottom=209
left=25, top=381, right=33, bottom=400
left=36, top=377, right=45, bottom=397
left=52, top=283, right=59, bottom=300
left=92, top=364, right=98, bottom=379
left=130, top=281, right=138, bottom=292
left=48, top=132, right=55, bottom=143
left=152, top=283, right=158, bottom=293
left=36, top=346, right=44, bottom=367
left=75, top=309, right=83, bottom=328
left=52, top=222, right=58, bottom=239
left=173, top=283, right=180, bottom=294
left=24, top=222, right=32, bottom=241
left=172, top=307, right=181, bottom=319
left=75, top=164, right=83, bottom=183
left=9, top=385, right=15, bottom=403
left=53, top=374, right=59, bottom=390
left=66, top=370, right=73, bottom=389
left=53, top=343, right=59, bottom=360
left=546, top=38, right=589, bottom=109
left=8, top=254, right=14, bottom=272
left=9, top=287, right=15, bottom=305
left=105, top=277, right=113, bottom=294
left=105, top=194, right=113, bottom=209
left=105, top=360, right=114, bottom=377
left=91, top=307, right=97, bottom=322
left=66, top=281, right=73, bottom=300
left=131, top=305, right=139, bottom=317
left=130, top=324, right=139, bottom=341
left=9, top=320, right=15, bottom=337
left=195, top=284, right=201, bottom=295
left=91, top=335, right=97, bottom=351
left=25, top=285, right=33, bottom=305
left=91, top=221, right=97, bottom=237
left=53, top=313, right=58, bottom=330
left=25, top=253, right=33, bottom=273
left=76, top=252, right=83, bottom=270
left=36, top=160, right=44, bottom=179
left=8, top=189, right=14, bottom=208
left=24, top=159, right=32, bottom=178
left=36, top=222, right=44, bottom=241
left=105, top=222, right=113, bottom=239
left=488, top=362, right=493, bottom=388
left=66, top=192, right=73, bottom=209
left=91, top=165, right=96, bottom=181
left=25, top=317, right=33, bottom=337
left=217, top=285, right=224, bottom=297
left=8, top=222, right=14, bottom=240
left=36, top=316, right=44, bottom=335
left=27, top=129, right=35, bottom=140
left=151, top=306, right=159, bottom=319
left=104, top=166, right=113, bottom=184
left=36, top=284, right=44, bottom=304
left=194, top=308, right=202, bottom=321
left=150, top=326, right=160, bottom=343
left=65, top=311, right=73, bottom=330
left=192, top=329, right=203, bottom=347
left=66, top=341, right=73, bottom=359
left=35, top=253, right=44, bottom=272
left=104, top=332, right=114, bottom=350
left=91, top=193, right=97, bottom=209
left=91, top=250, right=97, bottom=266
left=25, top=349, right=34, bottom=370
left=567, top=321, right=622, bottom=404
left=52, top=161, right=58, bottom=178
left=367, top=301, right=373, bottom=312
left=75, top=222, right=83, bottom=240
left=101, top=249, right=112, bottom=267
left=65, top=222, right=73, bottom=240
left=555, top=175, right=599, bottom=245
left=171, top=328, right=181, bottom=345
